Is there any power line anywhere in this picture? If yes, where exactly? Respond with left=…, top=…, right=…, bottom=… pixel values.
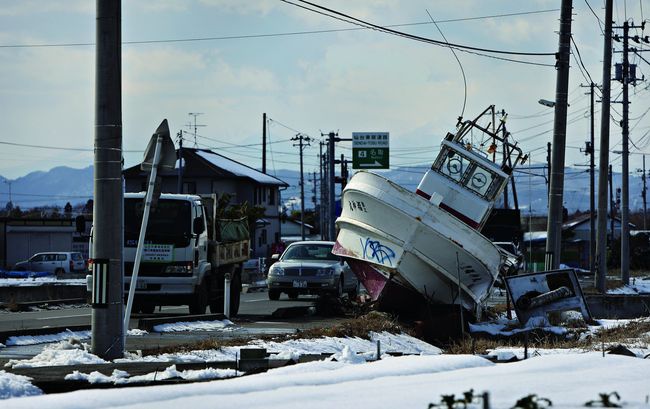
left=280, top=0, right=557, bottom=67
left=0, top=8, right=560, bottom=49
left=0, top=140, right=142, bottom=153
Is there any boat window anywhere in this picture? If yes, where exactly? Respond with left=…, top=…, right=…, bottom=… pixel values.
left=437, top=149, right=469, bottom=182
left=464, top=165, right=496, bottom=197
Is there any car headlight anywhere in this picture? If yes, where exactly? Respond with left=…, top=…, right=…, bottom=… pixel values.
left=269, top=265, right=284, bottom=276
left=316, top=267, right=334, bottom=277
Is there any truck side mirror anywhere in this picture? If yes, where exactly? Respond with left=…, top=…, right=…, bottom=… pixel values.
left=193, top=217, right=205, bottom=234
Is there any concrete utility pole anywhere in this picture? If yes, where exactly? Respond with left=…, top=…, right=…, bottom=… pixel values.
left=262, top=113, right=267, bottom=174
left=583, top=83, right=596, bottom=275
left=328, top=132, right=337, bottom=242
left=596, top=0, right=613, bottom=293
left=92, top=0, right=124, bottom=360
left=545, top=0, right=573, bottom=271
left=177, top=130, right=183, bottom=194
left=319, top=142, right=325, bottom=239
left=292, top=134, right=311, bottom=240
left=642, top=155, right=647, bottom=230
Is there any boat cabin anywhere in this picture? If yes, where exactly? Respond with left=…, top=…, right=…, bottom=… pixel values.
left=416, top=107, right=522, bottom=230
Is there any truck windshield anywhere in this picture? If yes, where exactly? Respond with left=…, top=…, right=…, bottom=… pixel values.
left=124, top=198, right=192, bottom=247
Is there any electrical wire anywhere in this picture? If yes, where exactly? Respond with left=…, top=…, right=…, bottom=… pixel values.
left=0, top=9, right=561, bottom=49
left=426, top=9, right=467, bottom=119
left=280, top=0, right=556, bottom=67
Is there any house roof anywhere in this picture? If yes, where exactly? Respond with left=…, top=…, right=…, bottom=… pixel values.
left=193, top=149, right=288, bottom=186
left=124, top=148, right=288, bottom=187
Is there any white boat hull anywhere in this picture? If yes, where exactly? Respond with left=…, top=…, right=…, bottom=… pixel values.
left=333, top=171, right=504, bottom=310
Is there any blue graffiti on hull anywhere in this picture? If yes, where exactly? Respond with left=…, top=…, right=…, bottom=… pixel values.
left=360, top=237, right=396, bottom=266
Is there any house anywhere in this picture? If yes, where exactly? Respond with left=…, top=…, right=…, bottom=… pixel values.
left=123, top=148, right=288, bottom=258
left=523, top=214, right=634, bottom=270
left=280, top=219, right=318, bottom=243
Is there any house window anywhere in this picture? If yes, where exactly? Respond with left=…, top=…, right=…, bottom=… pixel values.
left=183, top=182, right=196, bottom=194
left=268, top=189, right=275, bottom=205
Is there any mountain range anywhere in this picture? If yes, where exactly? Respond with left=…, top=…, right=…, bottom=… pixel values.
left=0, top=164, right=646, bottom=215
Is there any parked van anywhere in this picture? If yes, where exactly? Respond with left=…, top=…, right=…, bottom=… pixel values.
left=14, top=252, right=87, bottom=275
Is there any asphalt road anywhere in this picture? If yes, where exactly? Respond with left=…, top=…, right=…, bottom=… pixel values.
left=0, top=290, right=323, bottom=333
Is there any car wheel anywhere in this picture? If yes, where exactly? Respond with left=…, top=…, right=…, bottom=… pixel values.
left=335, top=276, right=344, bottom=298
left=140, top=303, right=155, bottom=314
left=189, top=281, right=208, bottom=315
left=347, top=281, right=359, bottom=299
left=268, top=289, right=281, bottom=300
left=54, top=268, right=65, bottom=278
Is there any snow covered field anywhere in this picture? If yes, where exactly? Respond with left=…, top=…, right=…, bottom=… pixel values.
left=0, top=316, right=649, bottom=408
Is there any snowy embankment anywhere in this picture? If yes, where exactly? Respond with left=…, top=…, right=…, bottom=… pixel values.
left=4, top=352, right=650, bottom=409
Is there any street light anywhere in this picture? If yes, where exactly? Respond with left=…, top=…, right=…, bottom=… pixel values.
left=538, top=99, right=556, bottom=108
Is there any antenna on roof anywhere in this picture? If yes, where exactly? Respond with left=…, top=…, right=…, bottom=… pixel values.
left=186, top=112, right=206, bottom=148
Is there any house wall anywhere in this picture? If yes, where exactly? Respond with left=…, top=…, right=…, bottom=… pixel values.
left=4, top=222, right=75, bottom=267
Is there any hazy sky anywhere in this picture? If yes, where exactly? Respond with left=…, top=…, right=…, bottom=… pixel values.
left=0, top=0, right=648, bottom=191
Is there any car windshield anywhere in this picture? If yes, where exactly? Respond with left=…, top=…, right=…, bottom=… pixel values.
left=124, top=198, right=191, bottom=247
left=282, top=243, right=338, bottom=261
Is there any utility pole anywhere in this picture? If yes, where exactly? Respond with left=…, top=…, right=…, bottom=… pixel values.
left=186, top=112, right=205, bottom=148
left=614, top=20, right=644, bottom=285
left=609, top=165, right=615, bottom=242
left=262, top=113, right=267, bottom=174
left=546, top=142, right=552, bottom=197
left=327, top=132, right=337, bottom=242
left=596, top=0, right=613, bottom=293
left=642, top=155, right=647, bottom=230
left=319, top=142, right=325, bottom=239
left=177, top=130, right=183, bottom=194
left=545, top=0, right=573, bottom=271
left=620, top=20, right=631, bottom=285
left=92, top=0, right=124, bottom=359
left=292, top=134, right=311, bottom=240
left=312, top=171, right=318, bottom=210
left=581, top=82, right=597, bottom=275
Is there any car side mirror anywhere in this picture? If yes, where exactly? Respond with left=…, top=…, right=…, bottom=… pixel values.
left=271, top=254, right=280, bottom=261
left=193, top=217, right=205, bottom=234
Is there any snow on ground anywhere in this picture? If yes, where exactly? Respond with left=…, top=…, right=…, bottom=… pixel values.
left=608, top=276, right=650, bottom=294
left=4, top=339, right=106, bottom=369
left=0, top=277, right=86, bottom=287
left=0, top=371, right=42, bottom=400
left=64, top=365, right=239, bottom=385
left=6, top=329, right=147, bottom=347
left=5, top=352, right=650, bottom=409
left=153, top=319, right=234, bottom=333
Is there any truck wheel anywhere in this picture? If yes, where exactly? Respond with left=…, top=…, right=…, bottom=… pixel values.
left=189, top=281, right=208, bottom=315
left=268, top=289, right=281, bottom=300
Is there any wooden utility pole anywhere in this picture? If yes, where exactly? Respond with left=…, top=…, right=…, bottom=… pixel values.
left=545, top=0, right=573, bottom=270
left=92, top=0, right=124, bottom=359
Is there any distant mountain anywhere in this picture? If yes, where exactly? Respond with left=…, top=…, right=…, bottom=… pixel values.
left=277, top=164, right=647, bottom=215
left=0, top=166, right=93, bottom=209
left=1, top=163, right=646, bottom=215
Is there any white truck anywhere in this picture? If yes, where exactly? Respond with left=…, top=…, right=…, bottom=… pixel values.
left=120, top=192, right=250, bottom=315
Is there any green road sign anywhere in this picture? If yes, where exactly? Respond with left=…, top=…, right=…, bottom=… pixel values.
left=352, top=132, right=389, bottom=169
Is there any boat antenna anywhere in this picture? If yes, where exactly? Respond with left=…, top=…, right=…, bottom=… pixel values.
left=426, top=9, right=467, bottom=119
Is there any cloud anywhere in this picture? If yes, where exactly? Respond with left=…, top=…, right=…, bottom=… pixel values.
left=0, top=1, right=92, bottom=16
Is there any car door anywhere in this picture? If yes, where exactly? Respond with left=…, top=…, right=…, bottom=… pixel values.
left=27, top=254, right=45, bottom=271
left=56, top=254, right=68, bottom=272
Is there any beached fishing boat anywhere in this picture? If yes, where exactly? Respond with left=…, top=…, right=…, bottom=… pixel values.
left=333, top=106, right=525, bottom=312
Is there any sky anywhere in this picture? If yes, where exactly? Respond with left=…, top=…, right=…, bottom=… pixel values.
left=0, top=0, right=649, bottom=191
left=1, top=324, right=649, bottom=407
